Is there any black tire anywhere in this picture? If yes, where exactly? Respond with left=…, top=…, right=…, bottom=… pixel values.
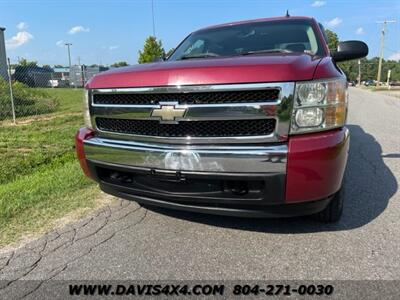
left=311, top=187, right=344, bottom=223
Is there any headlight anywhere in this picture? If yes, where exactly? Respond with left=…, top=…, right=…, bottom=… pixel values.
left=290, top=78, right=347, bottom=134
left=296, top=82, right=326, bottom=105
left=83, top=89, right=93, bottom=129
left=295, top=107, right=324, bottom=127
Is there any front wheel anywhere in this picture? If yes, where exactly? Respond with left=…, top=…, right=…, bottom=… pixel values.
left=311, top=187, right=344, bottom=223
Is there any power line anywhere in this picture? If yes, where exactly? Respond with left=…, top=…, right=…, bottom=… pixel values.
left=384, top=46, right=399, bottom=54
left=151, top=0, right=156, bottom=37
left=375, top=20, right=396, bottom=86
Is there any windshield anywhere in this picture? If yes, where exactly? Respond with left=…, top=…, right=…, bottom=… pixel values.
left=169, top=19, right=323, bottom=61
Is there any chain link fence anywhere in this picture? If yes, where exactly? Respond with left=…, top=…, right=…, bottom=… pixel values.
left=0, top=60, right=108, bottom=124
left=1, top=61, right=56, bottom=124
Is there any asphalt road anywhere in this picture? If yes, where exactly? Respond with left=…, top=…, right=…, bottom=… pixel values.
left=1, top=87, right=399, bottom=296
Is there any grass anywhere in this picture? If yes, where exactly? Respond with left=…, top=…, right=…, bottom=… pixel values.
left=0, top=80, right=59, bottom=121
left=361, top=85, right=400, bottom=91
left=35, top=88, right=84, bottom=113
left=0, top=88, right=102, bottom=247
left=0, top=115, right=82, bottom=184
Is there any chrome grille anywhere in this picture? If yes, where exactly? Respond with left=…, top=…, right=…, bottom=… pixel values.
left=93, top=89, right=280, bottom=105
left=90, top=82, right=295, bottom=144
left=96, top=118, right=276, bottom=137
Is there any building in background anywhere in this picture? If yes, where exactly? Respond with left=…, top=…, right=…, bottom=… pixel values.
left=13, top=65, right=53, bottom=87
left=0, top=27, right=8, bottom=80
left=69, top=65, right=108, bottom=87
left=52, top=67, right=70, bottom=87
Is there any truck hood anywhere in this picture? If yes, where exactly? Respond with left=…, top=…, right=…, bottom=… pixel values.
left=87, top=54, right=322, bottom=89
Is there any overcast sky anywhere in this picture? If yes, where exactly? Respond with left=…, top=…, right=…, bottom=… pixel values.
left=0, top=0, right=399, bottom=65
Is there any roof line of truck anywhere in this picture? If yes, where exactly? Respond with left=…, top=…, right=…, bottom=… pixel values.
left=196, top=16, right=315, bottom=32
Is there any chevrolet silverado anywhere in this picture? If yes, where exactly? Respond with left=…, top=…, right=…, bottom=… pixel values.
left=76, top=16, right=368, bottom=222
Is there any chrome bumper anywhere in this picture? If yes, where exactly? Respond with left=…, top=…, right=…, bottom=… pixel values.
left=84, top=137, right=287, bottom=174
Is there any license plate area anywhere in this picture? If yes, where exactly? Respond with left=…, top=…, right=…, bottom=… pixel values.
left=96, top=166, right=268, bottom=201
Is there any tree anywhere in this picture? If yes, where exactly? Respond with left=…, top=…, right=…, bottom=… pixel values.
left=324, top=29, right=339, bottom=51
left=138, top=36, right=165, bottom=64
left=165, top=48, right=175, bottom=58
left=111, top=61, right=129, bottom=68
left=18, top=58, right=38, bottom=67
left=323, top=28, right=400, bottom=82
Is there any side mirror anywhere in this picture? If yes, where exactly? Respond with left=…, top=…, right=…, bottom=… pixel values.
left=331, top=40, right=368, bottom=62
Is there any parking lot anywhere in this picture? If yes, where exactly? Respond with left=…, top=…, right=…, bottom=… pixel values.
left=0, top=87, right=399, bottom=296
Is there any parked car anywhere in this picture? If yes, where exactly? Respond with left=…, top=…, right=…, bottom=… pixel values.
left=349, top=80, right=356, bottom=86
left=48, top=79, right=59, bottom=88
left=76, top=16, right=368, bottom=222
left=364, top=80, right=375, bottom=86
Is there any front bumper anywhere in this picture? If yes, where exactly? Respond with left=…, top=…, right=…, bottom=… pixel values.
left=76, top=127, right=349, bottom=217
left=83, top=138, right=288, bottom=174
left=85, top=159, right=331, bottom=218
left=84, top=138, right=289, bottom=215
left=99, top=178, right=332, bottom=218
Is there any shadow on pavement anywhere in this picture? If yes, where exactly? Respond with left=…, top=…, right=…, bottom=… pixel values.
left=143, top=125, right=398, bottom=233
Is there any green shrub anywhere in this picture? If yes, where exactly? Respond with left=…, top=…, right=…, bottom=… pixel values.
left=0, top=79, right=59, bottom=120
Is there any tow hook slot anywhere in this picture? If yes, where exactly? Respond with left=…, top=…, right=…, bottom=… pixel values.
left=150, top=169, right=187, bottom=183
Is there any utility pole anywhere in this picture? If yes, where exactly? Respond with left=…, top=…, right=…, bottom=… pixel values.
left=376, top=20, right=396, bottom=87
left=65, top=42, right=72, bottom=69
left=358, top=60, right=361, bottom=86
left=151, top=0, right=156, bottom=37
left=65, top=43, right=72, bottom=87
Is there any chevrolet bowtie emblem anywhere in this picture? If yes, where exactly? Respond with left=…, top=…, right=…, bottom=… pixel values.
left=151, top=104, right=186, bottom=123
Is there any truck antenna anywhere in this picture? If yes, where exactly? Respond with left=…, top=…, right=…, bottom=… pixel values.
left=286, top=10, right=290, bottom=17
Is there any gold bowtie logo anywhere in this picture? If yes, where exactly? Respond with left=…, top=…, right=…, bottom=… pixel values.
left=151, top=105, right=186, bottom=122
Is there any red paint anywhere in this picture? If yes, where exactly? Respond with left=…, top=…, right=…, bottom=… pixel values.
left=313, top=57, right=344, bottom=80
left=75, top=127, right=95, bottom=179
left=87, top=55, right=322, bottom=89
left=285, top=128, right=349, bottom=203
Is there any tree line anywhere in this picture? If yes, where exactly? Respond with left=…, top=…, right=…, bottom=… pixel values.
left=325, top=29, right=400, bottom=82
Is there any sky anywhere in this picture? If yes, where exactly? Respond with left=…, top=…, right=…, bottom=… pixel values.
left=0, top=0, right=399, bottom=66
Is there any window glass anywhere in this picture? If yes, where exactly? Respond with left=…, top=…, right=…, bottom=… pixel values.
left=170, top=19, right=323, bottom=60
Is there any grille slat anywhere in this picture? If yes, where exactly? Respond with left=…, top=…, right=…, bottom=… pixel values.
left=93, top=89, right=280, bottom=105
left=96, top=118, right=276, bottom=137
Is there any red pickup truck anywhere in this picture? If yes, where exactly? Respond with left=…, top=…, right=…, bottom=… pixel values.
left=76, top=16, right=368, bottom=222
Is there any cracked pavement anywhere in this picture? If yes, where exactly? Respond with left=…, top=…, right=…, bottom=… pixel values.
left=0, top=88, right=399, bottom=297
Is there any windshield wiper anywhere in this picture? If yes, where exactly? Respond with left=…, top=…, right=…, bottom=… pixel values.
left=179, top=53, right=220, bottom=60
left=239, top=49, right=293, bottom=56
